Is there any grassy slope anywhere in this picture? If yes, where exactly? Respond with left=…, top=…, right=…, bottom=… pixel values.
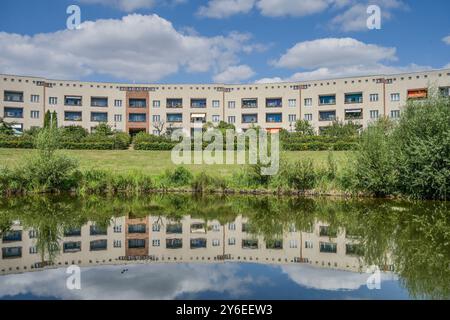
left=0, top=149, right=351, bottom=177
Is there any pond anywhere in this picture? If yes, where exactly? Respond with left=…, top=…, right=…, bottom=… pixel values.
left=0, top=194, right=448, bottom=300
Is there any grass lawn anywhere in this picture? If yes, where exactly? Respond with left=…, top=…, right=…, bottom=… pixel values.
left=0, top=149, right=351, bottom=177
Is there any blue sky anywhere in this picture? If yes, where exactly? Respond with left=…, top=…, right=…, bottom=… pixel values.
left=0, top=0, right=449, bottom=84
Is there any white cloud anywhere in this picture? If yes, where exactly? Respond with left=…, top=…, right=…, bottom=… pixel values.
left=331, top=0, right=405, bottom=32
left=0, top=14, right=258, bottom=82
left=443, top=35, right=450, bottom=45
left=272, top=38, right=397, bottom=70
left=256, top=0, right=333, bottom=17
left=77, top=0, right=185, bottom=12
left=213, top=65, right=256, bottom=83
left=198, top=0, right=256, bottom=18
left=256, top=37, right=431, bottom=83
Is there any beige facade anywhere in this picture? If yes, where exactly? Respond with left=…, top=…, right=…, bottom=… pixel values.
left=1, top=69, right=449, bottom=135
left=1, top=214, right=392, bottom=276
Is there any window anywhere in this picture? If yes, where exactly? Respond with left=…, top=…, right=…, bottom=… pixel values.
left=31, top=95, right=40, bottom=103
left=166, top=238, right=183, bottom=249
left=191, top=99, right=207, bottom=108
left=344, top=109, right=363, bottom=120
left=113, top=225, right=122, bottom=233
left=369, top=94, right=379, bottom=102
left=288, top=99, right=296, bottom=108
left=319, top=110, right=336, bottom=121
left=64, top=111, right=82, bottom=122
left=128, top=239, right=146, bottom=249
left=2, top=230, right=22, bottom=242
left=212, top=100, right=220, bottom=108
left=242, top=114, right=257, bottom=124
left=2, top=247, right=22, bottom=259
left=167, top=113, right=182, bottom=123
left=228, top=116, right=236, bottom=124
left=319, top=95, right=336, bottom=105
left=4, top=107, right=23, bottom=118
left=65, top=96, right=82, bottom=106
left=114, top=99, right=122, bottom=107
left=228, top=223, right=236, bottom=231
left=212, top=115, right=220, bottom=123
left=29, top=230, right=38, bottom=238
left=228, top=101, right=236, bottom=109
left=288, top=114, right=297, bottom=122
left=304, top=98, right=312, bottom=106
left=166, top=223, right=182, bottom=234
left=63, top=242, right=82, bottom=253
left=391, top=93, right=400, bottom=102
left=211, top=224, right=220, bottom=232
left=153, top=130, right=159, bottom=135
left=114, top=114, right=122, bottom=122
left=129, top=99, right=146, bottom=108
left=212, top=239, right=220, bottom=247
left=228, top=237, right=236, bottom=245
left=29, top=246, right=38, bottom=254
left=113, top=240, right=122, bottom=248
left=152, top=115, right=161, bottom=123
left=439, top=87, right=450, bottom=97
left=289, top=240, right=298, bottom=248
left=152, top=239, right=160, bottom=247
left=407, top=89, right=428, bottom=100
left=266, top=98, right=282, bottom=108
left=167, top=98, right=182, bottom=108
left=153, top=100, right=161, bottom=108
left=64, top=228, right=81, bottom=237
left=91, top=97, right=108, bottom=107
left=305, top=241, right=313, bottom=249
left=319, top=242, right=337, bottom=253
left=345, top=92, right=363, bottom=104
left=90, top=225, right=107, bottom=236
left=129, top=113, right=146, bottom=122
left=370, top=110, right=379, bottom=119
left=304, top=113, right=313, bottom=121
left=390, top=110, right=400, bottom=119
left=90, top=240, right=107, bottom=251
left=190, top=238, right=207, bottom=249
left=91, top=112, right=108, bottom=122
left=49, top=97, right=58, bottom=105
left=152, top=224, right=161, bottom=232
left=31, top=110, right=40, bottom=119
left=242, top=98, right=257, bottom=108
left=242, top=239, right=258, bottom=249
left=4, top=91, right=23, bottom=102
left=266, top=113, right=282, bottom=123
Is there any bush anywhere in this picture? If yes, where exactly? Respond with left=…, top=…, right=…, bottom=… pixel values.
left=288, top=159, right=317, bottom=191
left=191, top=172, right=213, bottom=193
left=165, top=167, right=193, bottom=187
left=59, top=126, right=88, bottom=143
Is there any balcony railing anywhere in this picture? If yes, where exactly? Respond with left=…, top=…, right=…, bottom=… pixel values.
left=345, top=93, right=363, bottom=104
left=319, top=95, right=336, bottom=105
left=242, top=99, right=258, bottom=108
left=63, top=242, right=82, bottom=253
left=242, top=115, right=258, bottom=124
left=190, top=238, right=207, bottom=249
left=4, top=91, right=24, bottom=102
left=166, top=224, right=183, bottom=234
left=2, top=247, right=22, bottom=259
left=319, top=111, right=336, bottom=121
left=128, top=224, right=146, bottom=234
left=90, top=225, right=107, bottom=236
left=167, top=99, right=183, bottom=108
left=90, top=240, right=107, bottom=251
left=128, top=239, right=146, bottom=249
left=319, top=242, right=337, bottom=253
left=242, top=239, right=258, bottom=249
left=91, top=97, right=108, bottom=107
left=2, top=230, right=22, bottom=242
left=266, top=98, right=282, bottom=108
left=129, top=99, right=147, bottom=108
left=4, top=108, right=23, bottom=118
left=166, top=238, right=183, bottom=249
left=191, top=99, right=207, bottom=108
left=345, top=109, right=363, bottom=120
left=65, top=96, right=82, bottom=106
left=64, top=228, right=82, bottom=237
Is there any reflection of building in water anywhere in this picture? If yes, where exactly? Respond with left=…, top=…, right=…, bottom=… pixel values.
left=0, top=215, right=393, bottom=276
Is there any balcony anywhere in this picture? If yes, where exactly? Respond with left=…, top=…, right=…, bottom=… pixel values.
left=166, top=223, right=182, bottom=234
left=167, top=98, right=183, bottom=108
left=129, top=99, right=147, bottom=108
left=90, top=225, right=107, bottom=236
left=266, top=239, right=283, bottom=250
left=242, top=98, right=258, bottom=108
left=191, top=223, right=206, bottom=234
left=2, top=247, right=22, bottom=259
left=65, top=96, right=82, bottom=106
left=4, top=91, right=24, bottom=102
left=63, top=242, right=81, bottom=253
left=64, top=228, right=81, bottom=237
left=242, top=239, right=258, bottom=249
left=345, top=109, right=363, bottom=120
left=91, top=97, right=108, bottom=107
left=91, top=112, right=108, bottom=122
left=266, top=98, right=282, bottom=108
left=319, top=242, right=337, bottom=253
left=90, top=239, right=107, bottom=251
left=266, top=113, right=282, bottom=123
left=4, top=107, right=23, bottom=119
left=319, top=110, right=336, bottom=121
left=167, top=113, right=183, bottom=123
left=319, top=226, right=337, bottom=238
left=2, top=230, right=22, bottom=243
left=128, top=224, right=146, bottom=234
left=191, top=99, right=207, bottom=108
left=319, top=95, right=336, bottom=106
left=407, top=89, right=428, bottom=100
left=345, top=93, right=363, bottom=104
left=166, top=238, right=183, bottom=249
left=64, top=111, right=82, bottom=122
left=129, top=113, right=147, bottom=123
left=242, top=114, right=258, bottom=124
left=128, top=239, right=146, bottom=249
left=190, top=238, right=207, bottom=249
left=191, top=113, right=206, bottom=123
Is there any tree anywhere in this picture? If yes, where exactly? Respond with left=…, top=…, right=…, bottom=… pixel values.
left=43, top=110, right=52, bottom=129
left=295, top=120, right=315, bottom=135
left=153, top=121, right=166, bottom=136
left=0, top=117, right=14, bottom=135
left=93, top=123, right=113, bottom=136
left=321, top=120, right=360, bottom=138
left=51, top=111, right=58, bottom=128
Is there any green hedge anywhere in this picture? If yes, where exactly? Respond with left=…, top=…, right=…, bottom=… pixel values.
left=0, top=140, right=34, bottom=149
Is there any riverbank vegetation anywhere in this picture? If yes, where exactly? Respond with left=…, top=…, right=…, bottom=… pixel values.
left=0, top=92, right=448, bottom=199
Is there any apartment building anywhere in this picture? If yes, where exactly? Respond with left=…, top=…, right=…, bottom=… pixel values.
left=1, top=214, right=392, bottom=276
left=1, top=69, right=449, bottom=136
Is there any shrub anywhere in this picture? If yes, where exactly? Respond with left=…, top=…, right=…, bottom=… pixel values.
left=288, top=159, right=317, bottom=191
left=191, top=172, right=213, bottom=193
left=166, top=167, right=193, bottom=187
left=59, top=126, right=88, bottom=143
left=295, top=120, right=315, bottom=135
